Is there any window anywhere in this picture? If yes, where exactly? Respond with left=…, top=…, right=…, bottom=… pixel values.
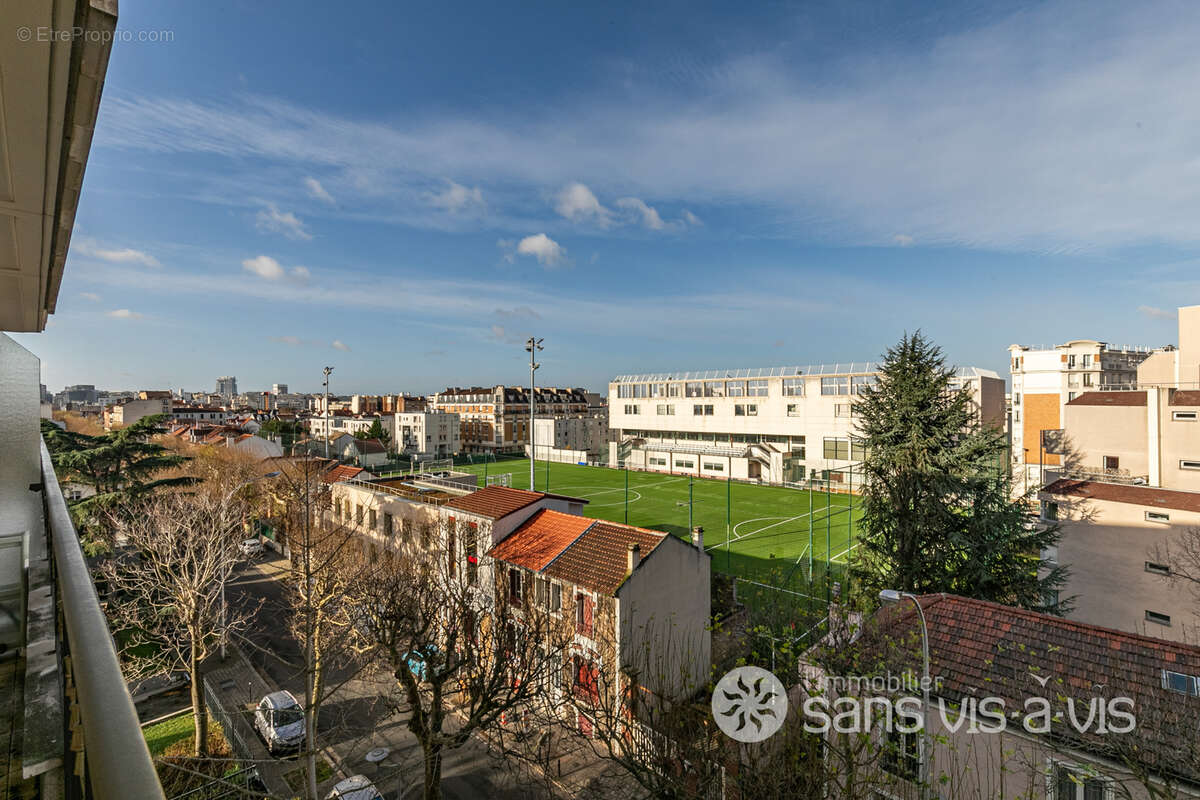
left=624, top=404, right=640, bottom=415
left=1162, top=669, right=1199, bottom=695
left=1083, top=354, right=1093, bottom=367
left=618, top=384, right=633, bottom=398
left=1145, top=510, right=1170, bottom=523
left=685, top=382, right=703, bottom=397
left=1041, top=501, right=1059, bottom=521
left=1103, top=456, right=1119, bottom=471
left=1083, top=373, right=1094, bottom=387
left=851, top=375, right=877, bottom=395
left=735, top=404, right=746, bottom=416
left=656, top=404, right=674, bottom=415
left=704, top=381, right=724, bottom=397
left=648, top=456, right=667, bottom=466
left=666, top=383, right=680, bottom=397
left=782, top=377, right=805, bottom=396
left=1145, top=561, right=1171, bottom=576
left=550, top=582, right=562, bottom=613
left=694, top=404, right=704, bottom=416
left=508, top=568, right=522, bottom=606
left=675, top=458, right=695, bottom=469
left=575, top=593, right=594, bottom=637
left=823, top=438, right=850, bottom=460
left=1181, top=460, right=1200, bottom=470
left=748, top=379, right=768, bottom=396
left=703, top=461, right=724, bottom=471
left=1068, top=354, right=1077, bottom=368
left=1146, top=610, right=1171, bottom=626
left=466, top=529, right=478, bottom=585
left=726, top=381, right=746, bottom=397
left=880, top=728, right=920, bottom=782
left=368, top=508, right=377, bottom=530
left=1013, top=392, right=1021, bottom=405
left=834, top=403, right=850, bottom=418
left=787, top=403, right=801, bottom=417
left=535, top=577, right=549, bottom=608
left=1173, top=411, right=1198, bottom=421
left=821, top=376, right=849, bottom=395
left=355, top=504, right=364, bottom=526
left=1052, top=762, right=1108, bottom=800
left=383, top=513, right=393, bottom=538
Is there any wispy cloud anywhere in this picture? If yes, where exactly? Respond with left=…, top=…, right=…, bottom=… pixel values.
left=1138, top=305, right=1177, bottom=320
left=77, top=241, right=161, bottom=267
left=106, top=309, right=143, bottom=319
left=255, top=203, right=313, bottom=240
left=304, top=176, right=334, bottom=204
left=495, top=306, right=541, bottom=321
left=555, top=182, right=611, bottom=227
left=79, top=292, right=101, bottom=302
left=331, top=339, right=350, bottom=352
left=242, top=255, right=311, bottom=283
left=428, top=180, right=484, bottom=213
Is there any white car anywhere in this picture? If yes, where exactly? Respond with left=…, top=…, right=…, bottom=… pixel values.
left=327, top=775, right=383, bottom=800
left=253, top=690, right=305, bottom=754
left=240, top=537, right=265, bottom=556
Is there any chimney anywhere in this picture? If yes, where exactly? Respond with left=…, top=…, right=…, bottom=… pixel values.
left=692, top=526, right=704, bottom=550
left=627, top=543, right=640, bottom=572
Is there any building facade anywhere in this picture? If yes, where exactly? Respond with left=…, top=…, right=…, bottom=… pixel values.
left=608, top=364, right=1004, bottom=484
left=103, top=396, right=172, bottom=430
left=393, top=411, right=461, bottom=459
left=215, top=375, right=238, bottom=399
left=431, top=386, right=592, bottom=454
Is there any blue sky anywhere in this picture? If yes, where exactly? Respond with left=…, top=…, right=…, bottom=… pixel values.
left=16, top=0, right=1199, bottom=394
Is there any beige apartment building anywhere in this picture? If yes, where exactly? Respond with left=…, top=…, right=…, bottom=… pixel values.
left=607, top=363, right=1004, bottom=484
left=1009, top=339, right=1158, bottom=489
left=431, top=385, right=591, bottom=454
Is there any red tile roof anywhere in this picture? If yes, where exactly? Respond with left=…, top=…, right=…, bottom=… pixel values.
left=1172, top=390, right=1200, bottom=406
left=1066, top=391, right=1146, bottom=406
left=543, top=521, right=668, bottom=596
left=444, top=486, right=544, bottom=519
left=488, top=510, right=594, bottom=572
left=1043, top=478, right=1200, bottom=513
left=862, top=594, right=1200, bottom=783
left=322, top=464, right=366, bottom=484
left=354, top=437, right=387, bottom=454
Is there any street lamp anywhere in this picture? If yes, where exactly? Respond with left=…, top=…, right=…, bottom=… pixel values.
left=879, top=589, right=931, bottom=800
left=322, top=366, right=334, bottom=459
left=525, top=337, right=543, bottom=491
left=220, top=471, right=281, bottom=660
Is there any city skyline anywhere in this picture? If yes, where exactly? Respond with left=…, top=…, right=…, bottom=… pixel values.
left=11, top=0, right=1196, bottom=391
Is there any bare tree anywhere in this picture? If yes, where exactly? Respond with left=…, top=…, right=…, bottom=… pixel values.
left=102, top=490, right=253, bottom=757
left=347, top=522, right=570, bottom=800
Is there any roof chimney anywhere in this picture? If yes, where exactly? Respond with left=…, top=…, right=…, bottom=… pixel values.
left=627, top=543, right=640, bottom=572
left=692, top=526, right=704, bottom=550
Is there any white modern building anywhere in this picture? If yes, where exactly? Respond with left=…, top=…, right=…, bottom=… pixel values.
left=530, top=413, right=609, bottom=463
left=608, top=363, right=1004, bottom=485
left=394, top=411, right=461, bottom=459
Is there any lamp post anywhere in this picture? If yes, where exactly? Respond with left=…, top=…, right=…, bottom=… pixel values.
left=220, top=470, right=280, bottom=660
left=525, top=337, right=543, bottom=490
left=879, top=589, right=931, bottom=800
left=322, top=366, right=334, bottom=459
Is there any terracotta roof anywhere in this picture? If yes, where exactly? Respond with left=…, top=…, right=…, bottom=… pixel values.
left=1066, top=391, right=1146, bottom=406
left=354, top=438, right=387, bottom=454
left=543, top=521, right=667, bottom=596
left=443, top=486, right=544, bottom=519
left=322, top=464, right=366, bottom=484
left=1043, top=478, right=1200, bottom=513
left=862, top=594, right=1200, bottom=784
left=488, top=510, right=594, bottom=572
left=1172, top=390, right=1200, bottom=406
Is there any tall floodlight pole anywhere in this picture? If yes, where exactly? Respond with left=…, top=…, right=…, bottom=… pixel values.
left=525, top=337, right=543, bottom=490
left=322, top=366, right=334, bottom=458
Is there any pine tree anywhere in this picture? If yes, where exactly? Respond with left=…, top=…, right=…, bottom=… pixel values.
left=852, top=332, right=1068, bottom=613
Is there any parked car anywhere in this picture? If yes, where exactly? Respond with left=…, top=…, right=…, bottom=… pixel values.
left=326, top=775, right=383, bottom=800
left=253, top=690, right=305, bottom=754
left=240, top=537, right=265, bottom=556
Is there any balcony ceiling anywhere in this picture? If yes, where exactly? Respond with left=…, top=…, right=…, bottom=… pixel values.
left=0, top=0, right=116, bottom=332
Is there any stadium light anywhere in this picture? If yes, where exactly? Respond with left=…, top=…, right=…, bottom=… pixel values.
left=525, top=337, right=543, bottom=490
left=322, top=366, right=334, bottom=459
left=879, top=589, right=931, bottom=800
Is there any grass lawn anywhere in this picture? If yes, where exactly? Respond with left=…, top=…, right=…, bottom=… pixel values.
left=143, top=712, right=195, bottom=758
left=447, top=458, right=863, bottom=588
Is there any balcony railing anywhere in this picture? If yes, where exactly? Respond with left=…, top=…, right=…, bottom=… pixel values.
left=40, top=441, right=165, bottom=800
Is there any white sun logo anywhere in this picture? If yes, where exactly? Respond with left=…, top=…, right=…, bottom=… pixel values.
left=712, top=666, right=788, bottom=742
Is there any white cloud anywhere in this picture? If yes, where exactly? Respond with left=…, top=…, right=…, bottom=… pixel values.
left=106, top=309, right=143, bottom=319
left=682, top=210, right=703, bottom=227
left=616, top=197, right=667, bottom=230
left=555, top=183, right=611, bottom=226
left=270, top=335, right=303, bottom=346
left=1138, top=305, right=1177, bottom=320
left=331, top=339, right=350, bottom=352
left=77, top=242, right=160, bottom=267
left=515, top=233, right=567, bottom=267
left=289, top=265, right=311, bottom=283
left=256, top=203, right=313, bottom=240
left=304, top=176, right=334, bottom=204
left=242, top=255, right=311, bottom=284
left=79, top=292, right=101, bottom=302
left=428, top=180, right=484, bottom=212
left=893, top=234, right=915, bottom=247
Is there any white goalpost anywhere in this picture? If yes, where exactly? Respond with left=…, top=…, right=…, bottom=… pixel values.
left=486, top=473, right=513, bottom=488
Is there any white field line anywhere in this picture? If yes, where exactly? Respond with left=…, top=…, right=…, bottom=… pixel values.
left=829, top=541, right=861, bottom=564
left=706, top=511, right=815, bottom=550
left=563, top=474, right=688, bottom=499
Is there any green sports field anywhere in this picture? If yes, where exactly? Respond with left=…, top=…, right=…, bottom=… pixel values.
left=444, top=458, right=863, bottom=587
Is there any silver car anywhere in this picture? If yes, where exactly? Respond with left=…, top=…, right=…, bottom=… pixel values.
left=254, top=690, right=305, bottom=754
left=327, top=775, right=383, bottom=800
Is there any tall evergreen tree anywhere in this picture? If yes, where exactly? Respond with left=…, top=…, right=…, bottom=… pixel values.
left=852, top=332, right=1068, bottom=613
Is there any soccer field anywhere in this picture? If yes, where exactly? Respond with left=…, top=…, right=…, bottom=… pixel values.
left=447, top=458, right=862, bottom=585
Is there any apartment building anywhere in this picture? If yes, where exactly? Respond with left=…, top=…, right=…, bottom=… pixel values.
left=608, top=364, right=1004, bottom=484
left=393, top=411, right=461, bottom=458
left=171, top=404, right=228, bottom=424
left=431, top=385, right=591, bottom=454
left=0, top=1, right=162, bottom=795
left=215, top=375, right=238, bottom=398
left=531, top=413, right=609, bottom=463
left=1009, top=340, right=1158, bottom=488
left=103, top=395, right=172, bottom=429
left=306, top=410, right=394, bottom=438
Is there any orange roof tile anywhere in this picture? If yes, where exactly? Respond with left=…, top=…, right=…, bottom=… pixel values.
left=322, top=465, right=366, bottom=484
left=443, top=486, right=544, bottom=519
left=1066, top=391, right=1146, bottom=406
left=488, top=510, right=594, bottom=572
left=543, top=521, right=668, bottom=596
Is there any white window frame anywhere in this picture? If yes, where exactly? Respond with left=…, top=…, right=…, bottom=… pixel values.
left=1046, top=759, right=1113, bottom=800
left=1180, top=460, right=1200, bottom=471
left=1173, top=411, right=1198, bottom=422
left=1145, top=510, right=1170, bottom=523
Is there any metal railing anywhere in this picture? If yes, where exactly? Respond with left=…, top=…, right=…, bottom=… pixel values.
left=40, top=441, right=166, bottom=800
